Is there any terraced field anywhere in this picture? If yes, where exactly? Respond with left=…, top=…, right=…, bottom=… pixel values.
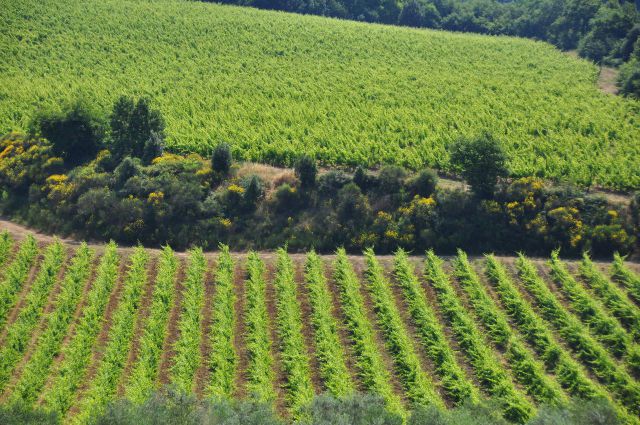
left=2, top=0, right=640, bottom=189
left=0, top=230, right=640, bottom=423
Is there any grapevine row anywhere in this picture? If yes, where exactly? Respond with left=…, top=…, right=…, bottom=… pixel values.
left=425, top=251, right=533, bottom=423
left=170, top=248, right=206, bottom=393
left=125, top=246, right=178, bottom=403
left=452, top=251, right=566, bottom=405
left=207, top=245, right=237, bottom=397
left=332, top=248, right=404, bottom=417
left=244, top=252, right=275, bottom=402
left=74, top=247, right=150, bottom=423
left=611, top=253, right=640, bottom=306
left=363, top=249, right=442, bottom=408
left=548, top=251, right=640, bottom=375
left=0, top=235, right=39, bottom=328
left=580, top=254, right=640, bottom=342
left=304, top=251, right=354, bottom=398
left=516, top=255, right=640, bottom=415
left=6, top=243, right=93, bottom=405
left=41, top=242, right=120, bottom=415
left=0, top=240, right=65, bottom=392
left=393, top=249, right=478, bottom=405
left=0, top=231, right=13, bottom=271
left=273, top=249, right=314, bottom=419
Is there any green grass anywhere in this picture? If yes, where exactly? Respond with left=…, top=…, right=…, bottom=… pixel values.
left=2, top=0, right=640, bottom=189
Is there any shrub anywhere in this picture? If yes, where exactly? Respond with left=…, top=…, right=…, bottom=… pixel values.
left=378, top=165, right=406, bottom=195
left=295, top=155, right=317, bottom=190
left=31, top=100, right=105, bottom=165
left=142, top=131, right=165, bottom=165
left=0, top=133, right=63, bottom=192
left=449, top=134, right=508, bottom=199
left=300, top=393, right=403, bottom=425
left=0, top=401, right=60, bottom=425
left=353, top=166, right=377, bottom=192
left=212, top=143, right=233, bottom=177
left=407, top=169, right=438, bottom=198
left=242, top=174, right=264, bottom=211
left=317, top=170, right=351, bottom=197
left=529, top=398, right=620, bottom=425
left=114, top=156, right=141, bottom=188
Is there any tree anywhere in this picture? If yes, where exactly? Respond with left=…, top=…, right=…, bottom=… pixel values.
left=110, top=96, right=165, bottom=159
left=211, top=143, right=233, bottom=176
left=449, top=134, right=508, bottom=199
left=295, top=155, right=317, bottom=190
left=398, top=0, right=440, bottom=28
left=142, top=131, right=165, bottom=165
left=31, top=100, right=105, bottom=165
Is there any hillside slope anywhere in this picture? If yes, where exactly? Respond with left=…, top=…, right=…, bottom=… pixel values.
left=1, top=0, right=640, bottom=188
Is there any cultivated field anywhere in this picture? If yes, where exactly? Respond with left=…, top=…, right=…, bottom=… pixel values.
left=1, top=0, right=640, bottom=189
left=1, top=231, right=640, bottom=423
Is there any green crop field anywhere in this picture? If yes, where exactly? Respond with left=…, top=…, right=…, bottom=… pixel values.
left=1, top=0, right=640, bottom=189
left=1, top=230, right=640, bottom=423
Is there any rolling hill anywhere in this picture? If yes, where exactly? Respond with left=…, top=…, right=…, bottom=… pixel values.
left=1, top=0, right=640, bottom=189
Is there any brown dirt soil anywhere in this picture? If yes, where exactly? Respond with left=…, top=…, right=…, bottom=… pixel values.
left=292, top=261, right=323, bottom=394
left=64, top=254, right=129, bottom=415
left=117, top=256, right=159, bottom=396
left=232, top=259, right=249, bottom=399
left=351, top=261, right=407, bottom=406
left=193, top=257, right=216, bottom=396
left=263, top=262, right=288, bottom=418
left=156, top=258, right=186, bottom=387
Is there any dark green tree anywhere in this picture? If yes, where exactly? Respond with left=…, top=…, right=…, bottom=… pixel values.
left=110, top=96, right=165, bottom=159
left=211, top=142, right=233, bottom=176
left=449, top=134, right=508, bottom=199
left=31, top=100, right=105, bottom=165
left=295, top=154, right=317, bottom=190
left=142, top=131, right=165, bottom=165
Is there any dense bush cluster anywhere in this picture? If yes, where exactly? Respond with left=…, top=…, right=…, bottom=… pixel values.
left=0, top=390, right=622, bottom=425
left=0, top=98, right=636, bottom=255
left=212, top=0, right=640, bottom=94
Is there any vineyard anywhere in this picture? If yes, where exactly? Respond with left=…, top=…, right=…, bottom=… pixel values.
left=2, top=0, right=640, bottom=189
left=0, top=230, right=639, bottom=423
